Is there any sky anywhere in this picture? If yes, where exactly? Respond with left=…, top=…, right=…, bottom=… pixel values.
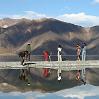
left=0, top=0, right=99, bottom=26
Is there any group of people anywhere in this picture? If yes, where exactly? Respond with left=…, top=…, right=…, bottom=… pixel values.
left=18, top=42, right=87, bottom=63
left=42, top=45, right=62, bottom=79
left=57, top=43, right=87, bottom=84
left=43, top=43, right=87, bottom=62
left=18, top=43, right=87, bottom=84
left=43, top=44, right=63, bottom=62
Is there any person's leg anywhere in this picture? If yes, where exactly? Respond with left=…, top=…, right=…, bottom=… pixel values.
left=57, top=68, right=62, bottom=80
left=77, top=55, right=79, bottom=60
left=21, top=57, right=24, bottom=65
left=78, top=55, right=80, bottom=60
left=58, top=74, right=62, bottom=81
left=60, top=55, right=62, bottom=61
left=81, top=69, right=86, bottom=85
left=77, top=54, right=80, bottom=60
left=82, top=52, right=84, bottom=61
left=28, top=53, right=30, bottom=61
left=25, top=51, right=29, bottom=61
left=83, top=52, right=86, bottom=75
left=58, top=53, right=59, bottom=61
left=84, top=52, right=86, bottom=61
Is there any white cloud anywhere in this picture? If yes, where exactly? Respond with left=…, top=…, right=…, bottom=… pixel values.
left=93, top=0, right=99, bottom=4
left=56, top=12, right=99, bottom=27
left=12, top=11, right=47, bottom=19
left=0, top=11, right=47, bottom=20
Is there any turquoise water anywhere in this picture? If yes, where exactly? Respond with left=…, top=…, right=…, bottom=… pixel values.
left=0, top=84, right=99, bottom=99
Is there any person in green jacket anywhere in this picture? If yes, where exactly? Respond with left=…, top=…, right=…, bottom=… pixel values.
left=26, top=43, right=31, bottom=61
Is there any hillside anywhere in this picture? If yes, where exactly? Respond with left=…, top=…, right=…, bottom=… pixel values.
left=0, top=18, right=84, bottom=54
left=0, top=18, right=99, bottom=56
left=0, top=18, right=30, bottom=28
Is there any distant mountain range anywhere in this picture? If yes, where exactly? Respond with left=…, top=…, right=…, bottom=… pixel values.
left=0, top=18, right=99, bottom=56
left=0, top=18, right=99, bottom=92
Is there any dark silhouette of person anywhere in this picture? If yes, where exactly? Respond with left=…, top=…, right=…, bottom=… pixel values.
left=18, top=51, right=28, bottom=65
left=26, top=43, right=31, bottom=61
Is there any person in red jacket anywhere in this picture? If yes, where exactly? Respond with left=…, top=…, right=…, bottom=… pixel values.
left=43, top=50, right=49, bottom=61
left=43, top=50, right=50, bottom=77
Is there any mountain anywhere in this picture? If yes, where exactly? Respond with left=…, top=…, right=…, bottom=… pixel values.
left=0, top=18, right=31, bottom=28
left=0, top=18, right=99, bottom=56
left=0, top=18, right=99, bottom=92
left=0, top=18, right=85, bottom=54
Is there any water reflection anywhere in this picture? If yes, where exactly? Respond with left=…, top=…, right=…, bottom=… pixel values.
left=0, top=84, right=99, bottom=99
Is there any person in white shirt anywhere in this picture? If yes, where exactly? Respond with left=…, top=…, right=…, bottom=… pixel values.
left=57, top=45, right=62, bottom=81
left=58, top=45, right=62, bottom=61
left=82, top=43, right=86, bottom=61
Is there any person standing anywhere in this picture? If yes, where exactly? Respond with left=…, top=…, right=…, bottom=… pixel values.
left=26, top=43, right=31, bottom=61
left=43, top=50, right=49, bottom=61
left=57, top=45, right=62, bottom=81
left=81, top=43, right=87, bottom=81
left=76, top=44, right=81, bottom=60
left=43, top=50, right=50, bottom=77
left=58, top=45, right=62, bottom=61
left=18, top=51, right=28, bottom=65
left=82, top=43, right=86, bottom=61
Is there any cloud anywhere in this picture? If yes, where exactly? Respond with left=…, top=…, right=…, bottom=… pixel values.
left=93, top=0, right=99, bottom=4
left=0, top=11, right=47, bottom=20
left=12, top=11, right=47, bottom=19
left=56, top=12, right=99, bottom=27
